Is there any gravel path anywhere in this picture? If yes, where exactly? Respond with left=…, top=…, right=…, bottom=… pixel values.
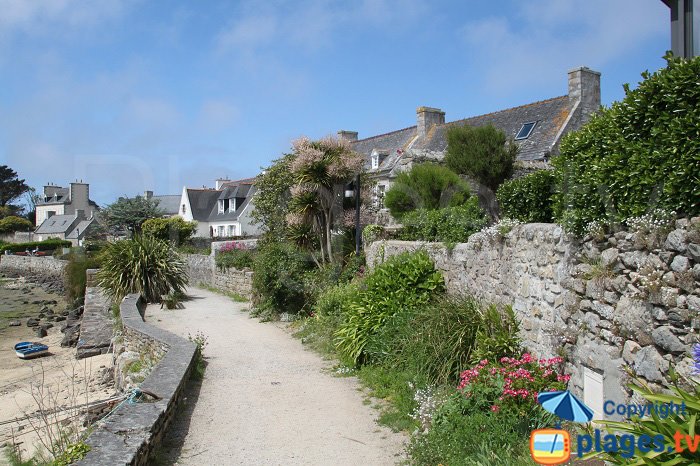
left=148, top=287, right=406, bottom=465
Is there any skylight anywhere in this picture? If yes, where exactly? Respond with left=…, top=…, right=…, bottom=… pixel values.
left=515, top=122, right=537, bottom=140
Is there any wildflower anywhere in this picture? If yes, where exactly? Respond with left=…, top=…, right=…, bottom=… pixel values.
left=490, top=404, right=500, bottom=413
left=693, top=344, right=700, bottom=374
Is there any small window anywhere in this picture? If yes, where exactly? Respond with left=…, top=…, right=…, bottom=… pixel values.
left=515, top=121, right=537, bottom=140
left=181, top=204, right=186, bottom=214
left=371, top=154, right=379, bottom=169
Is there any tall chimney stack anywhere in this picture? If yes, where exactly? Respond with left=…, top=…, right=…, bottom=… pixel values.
left=416, top=106, right=445, bottom=139
left=337, top=130, right=358, bottom=142
left=568, top=67, right=601, bottom=123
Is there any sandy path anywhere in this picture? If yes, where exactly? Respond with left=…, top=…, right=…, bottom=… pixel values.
left=148, top=287, right=406, bottom=466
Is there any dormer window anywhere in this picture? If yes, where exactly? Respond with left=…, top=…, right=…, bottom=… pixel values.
left=515, top=122, right=537, bottom=140
left=371, top=154, right=379, bottom=170
left=229, top=198, right=236, bottom=212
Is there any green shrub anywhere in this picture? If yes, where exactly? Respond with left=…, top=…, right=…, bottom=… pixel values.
left=96, top=235, right=188, bottom=303
left=445, top=124, right=519, bottom=191
left=497, top=170, right=555, bottom=223
left=252, top=241, right=313, bottom=314
left=334, top=250, right=444, bottom=365
left=0, top=215, right=33, bottom=234
left=384, top=163, right=472, bottom=218
left=0, top=238, right=71, bottom=254
left=399, top=199, right=488, bottom=245
left=216, top=249, right=255, bottom=270
left=313, top=281, right=359, bottom=317
left=409, top=409, right=535, bottom=466
left=65, top=251, right=101, bottom=303
left=553, top=55, right=700, bottom=234
left=386, top=296, right=521, bottom=385
left=141, top=217, right=197, bottom=244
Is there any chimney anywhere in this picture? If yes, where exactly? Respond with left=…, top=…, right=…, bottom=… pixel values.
left=144, top=190, right=153, bottom=199
left=568, top=67, right=601, bottom=122
left=337, top=130, right=358, bottom=142
left=74, top=210, right=84, bottom=220
left=215, top=178, right=230, bottom=190
left=416, top=106, right=445, bottom=139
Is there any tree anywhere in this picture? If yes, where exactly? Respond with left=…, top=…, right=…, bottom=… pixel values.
left=0, top=215, right=34, bottom=234
left=250, top=153, right=295, bottom=239
left=22, top=187, right=39, bottom=224
left=384, top=163, right=472, bottom=218
left=287, top=136, right=364, bottom=264
left=444, top=125, right=518, bottom=192
left=99, top=196, right=165, bottom=234
left=142, top=217, right=197, bottom=244
left=0, top=165, right=29, bottom=216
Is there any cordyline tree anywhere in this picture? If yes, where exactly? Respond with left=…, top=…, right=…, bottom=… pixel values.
left=286, top=136, right=364, bottom=264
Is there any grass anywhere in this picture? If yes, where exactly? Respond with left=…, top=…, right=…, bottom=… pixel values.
left=197, top=283, right=248, bottom=303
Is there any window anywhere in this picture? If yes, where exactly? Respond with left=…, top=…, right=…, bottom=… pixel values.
left=217, top=226, right=225, bottom=236
left=371, top=154, right=379, bottom=169
left=181, top=204, right=186, bottom=214
left=229, top=198, right=236, bottom=212
left=515, top=121, right=537, bottom=140
left=227, top=225, right=235, bottom=236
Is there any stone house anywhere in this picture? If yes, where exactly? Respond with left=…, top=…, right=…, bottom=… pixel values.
left=340, top=67, right=601, bottom=213
left=34, top=181, right=99, bottom=245
left=177, top=178, right=261, bottom=238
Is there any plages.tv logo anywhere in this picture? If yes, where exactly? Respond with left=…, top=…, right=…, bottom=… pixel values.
left=530, top=390, right=592, bottom=465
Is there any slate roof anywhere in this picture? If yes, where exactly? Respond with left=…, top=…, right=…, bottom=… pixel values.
left=186, top=189, right=222, bottom=222
left=152, top=195, right=181, bottom=215
left=35, top=215, right=80, bottom=234
left=66, top=219, right=95, bottom=239
left=351, top=95, right=572, bottom=167
left=207, top=179, right=256, bottom=222
left=36, top=188, right=70, bottom=206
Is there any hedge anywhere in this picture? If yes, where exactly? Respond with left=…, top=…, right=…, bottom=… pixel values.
left=496, top=170, right=555, bottom=223
left=0, top=239, right=72, bottom=254
left=552, top=55, right=700, bottom=234
left=399, top=198, right=488, bottom=244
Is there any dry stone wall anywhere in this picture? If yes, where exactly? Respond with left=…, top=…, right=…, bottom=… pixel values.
left=0, top=254, right=67, bottom=293
left=185, top=253, right=253, bottom=299
left=366, top=218, right=700, bottom=406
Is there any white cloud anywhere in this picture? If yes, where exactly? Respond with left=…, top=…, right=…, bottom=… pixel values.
left=460, top=0, right=668, bottom=94
left=0, top=0, right=132, bottom=33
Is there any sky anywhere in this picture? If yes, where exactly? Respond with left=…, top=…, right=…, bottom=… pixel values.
left=0, top=0, right=672, bottom=206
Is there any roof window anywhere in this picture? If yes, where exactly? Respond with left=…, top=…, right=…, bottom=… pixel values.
left=515, top=122, right=537, bottom=140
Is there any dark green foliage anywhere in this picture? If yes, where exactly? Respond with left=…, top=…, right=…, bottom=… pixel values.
left=251, top=241, right=313, bottom=314
left=0, top=216, right=34, bottom=233
left=399, top=199, right=488, bottom=244
left=215, top=249, right=255, bottom=270
left=553, top=55, right=700, bottom=234
left=65, top=251, right=101, bottom=303
left=251, top=154, right=295, bottom=237
left=496, top=170, right=555, bottom=223
left=141, top=217, right=197, bottom=244
left=335, top=251, right=444, bottom=365
left=386, top=296, right=521, bottom=385
left=0, top=165, right=29, bottom=208
left=96, top=235, right=188, bottom=303
left=100, top=196, right=164, bottom=233
left=445, top=124, right=519, bottom=191
left=0, top=238, right=71, bottom=253
left=384, top=163, right=472, bottom=218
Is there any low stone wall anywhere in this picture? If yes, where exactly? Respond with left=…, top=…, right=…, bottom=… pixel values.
left=185, top=253, right=253, bottom=299
left=367, top=219, right=700, bottom=408
left=0, top=254, right=67, bottom=293
left=78, top=294, right=197, bottom=465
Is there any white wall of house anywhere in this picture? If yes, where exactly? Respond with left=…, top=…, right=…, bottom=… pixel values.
left=36, top=204, right=65, bottom=225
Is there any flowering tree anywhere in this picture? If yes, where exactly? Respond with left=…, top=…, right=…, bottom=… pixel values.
left=286, top=136, right=364, bottom=264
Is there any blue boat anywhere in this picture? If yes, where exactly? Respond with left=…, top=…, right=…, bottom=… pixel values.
left=15, top=342, right=49, bottom=359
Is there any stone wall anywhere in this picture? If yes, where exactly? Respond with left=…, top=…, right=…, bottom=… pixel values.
left=185, top=253, right=253, bottom=300
left=366, top=219, right=700, bottom=408
left=0, top=255, right=67, bottom=293
left=77, top=294, right=197, bottom=466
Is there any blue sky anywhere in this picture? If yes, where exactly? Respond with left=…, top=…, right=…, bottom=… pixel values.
left=0, top=0, right=671, bottom=206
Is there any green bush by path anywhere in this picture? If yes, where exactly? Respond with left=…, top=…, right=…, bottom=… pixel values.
left=65, top=251, right=101, bottom=303
left=141, top=217, right=196, bottom=244
left=399, top=199, right=488, bottom=245
left=215, top=249, right=255, bottom=270
left=334, top=250, right=444, bottom=365
left=497, top=170, right=555, bottom=223
left=96, top=235, right=188, bottom=303
left=553, top=55, right=700, bottom=234
left=384, top=163, right=472, bottom=218
left=0, top=238, right=71, bottom=254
